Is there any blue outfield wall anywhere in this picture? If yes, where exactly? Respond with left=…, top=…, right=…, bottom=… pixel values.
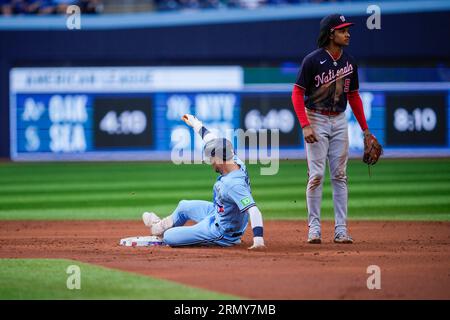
left=0, top=1, right=450, bottom=158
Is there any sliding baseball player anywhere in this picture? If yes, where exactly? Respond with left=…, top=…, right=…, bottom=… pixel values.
left=142, top=114, right=266, bottom=250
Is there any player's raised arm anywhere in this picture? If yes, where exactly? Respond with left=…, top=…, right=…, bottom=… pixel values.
left=182, top=114, right=217, bottom=143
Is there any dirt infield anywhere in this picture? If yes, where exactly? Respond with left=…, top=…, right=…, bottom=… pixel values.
left=1, top=220, right=449, bottom=299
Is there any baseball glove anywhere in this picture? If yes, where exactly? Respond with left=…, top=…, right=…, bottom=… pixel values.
left=363, top=133, right=383, bottom=165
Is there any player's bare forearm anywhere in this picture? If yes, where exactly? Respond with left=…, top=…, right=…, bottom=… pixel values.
left=181, top=114, right=218, bottom=143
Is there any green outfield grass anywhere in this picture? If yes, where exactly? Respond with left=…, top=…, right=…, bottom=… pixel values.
left=0, top=159, right=449, bottom=221
left=0, top=259, right=237, bottom=299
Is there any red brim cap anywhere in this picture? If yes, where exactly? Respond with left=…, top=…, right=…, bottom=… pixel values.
left=333, top=22, right=355, bottom=30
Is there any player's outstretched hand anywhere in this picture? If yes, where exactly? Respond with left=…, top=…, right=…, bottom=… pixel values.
left=248, top=237, right=266, bottom=250
left=181, top=114, right=202, bottom=128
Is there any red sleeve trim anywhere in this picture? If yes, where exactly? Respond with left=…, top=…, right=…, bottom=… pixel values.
left=294, top=83, right=306, bottom=90
left=291, top=85, right=310, bottom=128
left=347, top=90, right=368, bottom=131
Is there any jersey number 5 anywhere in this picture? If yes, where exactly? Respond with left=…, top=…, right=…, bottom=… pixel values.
left=344, top=79, right=351, bottom=93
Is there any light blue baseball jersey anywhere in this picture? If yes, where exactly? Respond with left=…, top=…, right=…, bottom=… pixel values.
left=212, top=156, right=255, bottom=236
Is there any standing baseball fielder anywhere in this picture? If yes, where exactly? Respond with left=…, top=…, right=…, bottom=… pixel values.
left=142, top=114, right=266, bottom=249
left=292, top=14, right=372, bottom=244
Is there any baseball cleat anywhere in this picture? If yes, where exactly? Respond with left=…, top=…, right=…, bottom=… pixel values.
left=307, top=233, right=322, bottom=244
left=142, top=212, right=161, bottom=227
left=334, top=234, right=354, bottom=244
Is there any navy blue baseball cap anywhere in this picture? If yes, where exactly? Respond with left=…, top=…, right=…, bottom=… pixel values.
left=320, top=14, right=354, bottom=33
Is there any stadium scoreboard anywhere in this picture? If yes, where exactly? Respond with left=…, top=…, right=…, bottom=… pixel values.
left=10, top=67, right=243, bottom=160
left=9, top=67, right=450, bottom=161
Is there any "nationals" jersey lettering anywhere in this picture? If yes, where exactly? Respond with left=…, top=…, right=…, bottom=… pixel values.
left=314, top=61, right=353, bottom=87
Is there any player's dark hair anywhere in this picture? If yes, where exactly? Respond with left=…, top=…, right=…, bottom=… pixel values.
left=317, top=29, right=331, bottom=48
